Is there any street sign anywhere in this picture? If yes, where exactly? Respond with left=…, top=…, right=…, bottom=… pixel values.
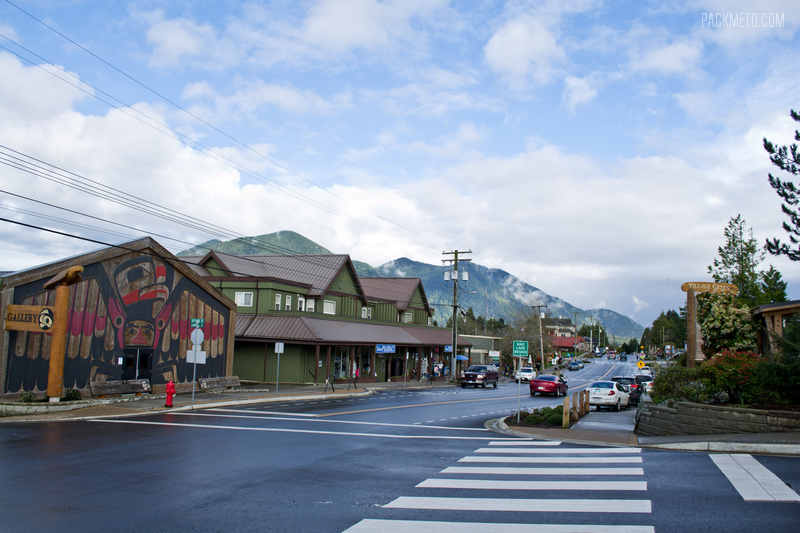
left=275, top=342, right=284, bottom=354
left=488, top=350, right=500, bottom=359
left=680, top=281, right=738, bottom=295
left=186, top=348, right=206, bottom=364
left=4, top=305, right=56, bottom=332
left=637, top=360, right=645, bottom=369
left=376, top=344, right=396, bottom=354
left=190, top=328, right=205, bottom=346
left=512, top=340, right=528, bottom=357
left=191, top=318, right=205, bottom=328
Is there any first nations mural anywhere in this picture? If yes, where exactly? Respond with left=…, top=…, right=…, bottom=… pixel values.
left=4, top=253, right=230, bottom=394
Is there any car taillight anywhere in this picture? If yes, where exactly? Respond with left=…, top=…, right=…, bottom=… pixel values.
left=631, top=384, right=639, bottom=389
left=608, top=390, right=615, bottom=396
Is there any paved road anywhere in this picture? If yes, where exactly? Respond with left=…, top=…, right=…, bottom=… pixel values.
left=2, top=359, right=798, bottom=532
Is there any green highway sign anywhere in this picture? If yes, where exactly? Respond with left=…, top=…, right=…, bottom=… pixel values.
left=191, top=318, right=205, bottom=328
left=512, top=340, right=529, bottom=357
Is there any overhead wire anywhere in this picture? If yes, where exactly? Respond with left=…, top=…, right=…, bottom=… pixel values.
left=1, top=0, right=418, bottom=237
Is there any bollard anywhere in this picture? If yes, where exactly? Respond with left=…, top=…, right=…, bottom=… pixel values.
left=571, top=392, right=579, bottom=421
left=562, top=396, right=570, bottom=428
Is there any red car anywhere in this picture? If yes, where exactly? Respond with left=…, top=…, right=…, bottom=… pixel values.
left=530, top=374, right=568, bottom=397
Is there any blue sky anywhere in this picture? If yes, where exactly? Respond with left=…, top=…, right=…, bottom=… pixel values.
left=0, top=0, right=798, bottom=327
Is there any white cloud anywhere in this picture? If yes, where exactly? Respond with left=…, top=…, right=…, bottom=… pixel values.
left=484, top=16, right=565, bottom=84
left=632, top=296, right=649, bottom=313
left=562, top=76, right=597, bottom=111
left=181, top=80, right=342, bottom=116
left=631, top=40, right=703, bottom=75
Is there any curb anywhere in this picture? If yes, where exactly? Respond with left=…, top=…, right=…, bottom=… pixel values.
left=0, top=389, right=374, bottom=423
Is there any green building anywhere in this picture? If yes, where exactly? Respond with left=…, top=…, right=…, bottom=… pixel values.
left=184, top=251, right=464, bottom=384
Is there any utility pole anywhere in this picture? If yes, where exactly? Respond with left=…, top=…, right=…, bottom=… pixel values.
left=530, top=304, right=547, bottom=371
left=442, top=249, right=471, bottom=382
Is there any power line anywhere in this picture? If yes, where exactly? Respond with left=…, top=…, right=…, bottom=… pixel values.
left=1, top=1, right=417, bottom=237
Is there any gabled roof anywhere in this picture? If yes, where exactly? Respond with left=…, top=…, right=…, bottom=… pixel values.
left=185, top=252, right=367, bottom=303
left=0, top=237, right=235, bottom=310
left=360, top=277, right=430, bottom=312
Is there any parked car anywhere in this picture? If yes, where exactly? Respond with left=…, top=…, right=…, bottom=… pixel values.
left=610, top=376, right=641, bottom=405
left=589, top=380, right=630, bottom=411
left=530, top=374, right=568, bottom=397
left=635, top=374, right=654, bottom=395
left=461, top=365, right=498, bottom=388
left=515, top=366, right=535, bottom=383
left=567, top=361, right=582, bottom=371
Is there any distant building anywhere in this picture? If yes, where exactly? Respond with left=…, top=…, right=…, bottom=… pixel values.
left=542, top=317, right=576, bottom=337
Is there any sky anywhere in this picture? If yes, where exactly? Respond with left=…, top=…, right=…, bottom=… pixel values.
left=0, top=0, right=798, bottom=328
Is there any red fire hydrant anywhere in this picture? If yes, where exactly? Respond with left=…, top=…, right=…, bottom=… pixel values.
left=165, top=378, right=176, bottom=408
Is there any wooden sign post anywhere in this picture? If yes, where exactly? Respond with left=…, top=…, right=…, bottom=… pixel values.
left=680, top=282, right=738, bottom=368
left=42, top=266, right=83, bottom=402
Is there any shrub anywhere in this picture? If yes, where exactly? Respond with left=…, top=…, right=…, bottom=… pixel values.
left=19, top=391, right=35, bottom=403
left=519, top=405, right=563, bottom=426
left=62, top=389, right=82, bottom=401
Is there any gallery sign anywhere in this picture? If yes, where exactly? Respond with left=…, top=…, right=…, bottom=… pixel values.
left=4, top=305, right=56, bottom=333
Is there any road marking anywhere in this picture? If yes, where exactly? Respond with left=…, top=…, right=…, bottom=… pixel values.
left=459, top=456, right=643, bottom=463
left=384, top=497, right=651, bottom=513
left=212, top=408, right=320, bottom=417
left=174, top=412, right=491, bottom=431
left=441, top=466, right=645, bottom=476
left=487, top=440, right=561, bottom=446
left=308, top=393, right=532, bottom=417
left=416, top=479, right=647, bottom=491
left=90, top=419, right=524, bottom=440
left=710, top=454, right=800, bottom=502
left=476, top=447, right=641, bottom=454
left=343, top=520, right=655, bottom=533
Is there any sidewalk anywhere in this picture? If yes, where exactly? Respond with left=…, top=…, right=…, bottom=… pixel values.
left=490, top=416, right=800, bottom=456
left=0, top=379, right=455, bottom=424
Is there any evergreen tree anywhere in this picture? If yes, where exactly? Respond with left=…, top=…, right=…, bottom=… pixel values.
left=759, top=265, right=788, bottom=304
left=763, top=109, right=800, bottom=260
left=707, top=214, right=765, bottom=307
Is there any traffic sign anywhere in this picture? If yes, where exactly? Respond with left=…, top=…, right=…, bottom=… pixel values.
left=190, top=328, right=205, bottom=346
left=637, top=360, right=645, bottom=369
left=512, top=340, right=529, bottom=357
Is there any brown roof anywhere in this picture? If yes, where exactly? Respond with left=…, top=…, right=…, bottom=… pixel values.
left=236, top=314, right=461, bottom=346
left=360, top=277, right=430, bottom=311
left=186, top=252, right=366, bottom=301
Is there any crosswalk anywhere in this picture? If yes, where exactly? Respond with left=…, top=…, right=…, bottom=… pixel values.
left=343, top=440, right=653, bottom=532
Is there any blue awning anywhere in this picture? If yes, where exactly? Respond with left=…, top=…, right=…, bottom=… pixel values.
left=455, top=355, right=469, bottom=361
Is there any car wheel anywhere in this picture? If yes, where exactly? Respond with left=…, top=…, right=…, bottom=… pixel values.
left=493, top=381, right=498, bottom=389
left=531, top=391, right=537, bottom=397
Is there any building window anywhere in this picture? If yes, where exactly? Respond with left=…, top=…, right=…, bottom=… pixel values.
left=306, top=298, right=315, bottom=312
left=234, top=291, right=253, bottom=307
left=360, top=306, right=372, bottom=319
left=402, top=311, right=412, bottom=323
left=323, top=300, right=336, bottom=315
left=285, top=295, right=292, bottom=311
left=275, top=293, right=281, bottom=311
left=298, top=296, right=305, bottom=312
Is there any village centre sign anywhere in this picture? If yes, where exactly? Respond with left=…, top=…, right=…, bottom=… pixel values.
left=681, top=281, right=738, bottom=367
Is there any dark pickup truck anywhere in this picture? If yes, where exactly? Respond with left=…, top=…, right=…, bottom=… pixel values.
left=461, top=365, right=499, bottom=389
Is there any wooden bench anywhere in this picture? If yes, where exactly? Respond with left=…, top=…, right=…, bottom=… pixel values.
left=90, top=379, right=151, bottom=397
left=199, top=376, right=241, bottom=392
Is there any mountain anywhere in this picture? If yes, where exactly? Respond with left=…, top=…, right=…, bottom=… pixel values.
left=375, top=257, right=644, bottom=339
left=176, top=231, right=644, bottom=339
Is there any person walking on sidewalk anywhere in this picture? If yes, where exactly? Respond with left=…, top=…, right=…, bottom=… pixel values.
left=164, top=377, right=176, bottom=408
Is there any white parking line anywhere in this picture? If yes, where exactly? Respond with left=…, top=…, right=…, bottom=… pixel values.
left=441, top=466, right=644, bottom=476
left=343, top=520, right=655, bottom=533
left=384, top=497, right=652, bottom=513
left=710, top=454, right=800, bottom=502
left=416, top=479, right=647, bottom=491
left=487, top=441, right=561, bottom=446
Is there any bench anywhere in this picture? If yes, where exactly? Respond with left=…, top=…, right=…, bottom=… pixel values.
left=90, top=379, right=151, bottom=397
left=199, top=376, right=241, bottom=392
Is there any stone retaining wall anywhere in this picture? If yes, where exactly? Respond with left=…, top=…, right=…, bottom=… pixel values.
left=635, top=401, right=800, bottom=436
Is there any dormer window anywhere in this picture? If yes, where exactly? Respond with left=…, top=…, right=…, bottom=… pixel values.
left=275, top=293, right=281, bottom=311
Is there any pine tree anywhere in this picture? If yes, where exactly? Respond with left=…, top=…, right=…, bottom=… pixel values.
left=707, top=214, right=764, bottom=307
left=759, top=265, right=788, bottom=304
left=763, top=109, right=800, bottom=260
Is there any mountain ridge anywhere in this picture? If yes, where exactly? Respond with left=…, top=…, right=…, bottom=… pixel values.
left=176, top=231, right=644, bottom=339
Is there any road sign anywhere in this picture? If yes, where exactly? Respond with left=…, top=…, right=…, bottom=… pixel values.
left=512, top=340, right=528, bottom=357
left=191, top=318, right=205, bottom=328
left=190, top=328, right=205, bottom=346
left=637, top=360, right=645, bottom=369
left=186, top=348, right=206, bottom=364
left=376, top=344, right=396, bottom=354
left=275, top=342, right=284, bottom=354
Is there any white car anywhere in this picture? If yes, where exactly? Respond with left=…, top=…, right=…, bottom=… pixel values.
left=589, top=380, right=630, bottom=411
left=515, top=366, right=535, bottom=383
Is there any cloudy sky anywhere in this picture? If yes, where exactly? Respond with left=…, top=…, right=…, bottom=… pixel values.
left=0, top=0, right=798, bottom=327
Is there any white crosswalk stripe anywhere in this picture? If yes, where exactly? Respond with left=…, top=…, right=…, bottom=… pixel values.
left=710, top=453, right=800, bottom=502
left=342, top=441, right=653, bottom=532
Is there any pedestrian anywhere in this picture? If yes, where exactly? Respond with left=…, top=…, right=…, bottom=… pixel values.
left=164, top=377, right=175, bottom=408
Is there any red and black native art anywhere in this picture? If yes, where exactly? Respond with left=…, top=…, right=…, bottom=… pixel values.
left=5, top=253, right=229, bottom=393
